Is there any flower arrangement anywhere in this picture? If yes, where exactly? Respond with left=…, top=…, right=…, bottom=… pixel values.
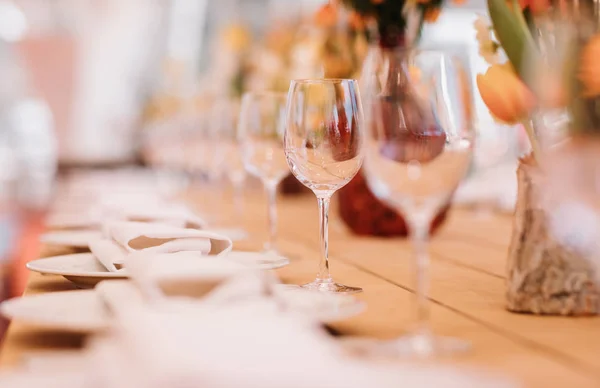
left=478, top=1, right=600, bottom=315
left=233, top=5, right=369, bottom=93
left=311, top=2, right=370, bottom=79
left=339, top=0, right=458, bottom=47
left=476, top=0, right=600, bottom=161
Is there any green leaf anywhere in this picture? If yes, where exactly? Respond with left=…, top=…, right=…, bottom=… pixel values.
left=487, top=0, right=538, bottom=84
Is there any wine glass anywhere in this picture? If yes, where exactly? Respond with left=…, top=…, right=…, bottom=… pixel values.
left=187, top=93, right=224, bottom=183
left=284, top=79, right=364, bottom=293
left=361, top=49, right=475, bottom=356
left=212, top=98, right=247, bottom=216
left=238, top=91, right=289, bottom=255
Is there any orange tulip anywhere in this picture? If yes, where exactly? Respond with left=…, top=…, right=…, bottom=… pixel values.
left=314, top=4, right=338, bottom=27
left=518, top=0, right=551, bottom=14
left=579, top=34, right=600, bottom=98
left=424, top=7, right=442, bottom=22
left=477, top=64, right=536, bottom=124
left=348, top=11, right=366, bottom=30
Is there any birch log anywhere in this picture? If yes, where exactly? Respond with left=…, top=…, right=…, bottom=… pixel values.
left=506, top=157, right=600, bottom=315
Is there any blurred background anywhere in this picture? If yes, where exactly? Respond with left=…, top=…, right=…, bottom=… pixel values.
left=0, top=0, right=525, bottom=338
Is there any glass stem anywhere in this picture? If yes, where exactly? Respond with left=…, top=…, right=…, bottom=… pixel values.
left=316, top=194, right=332, bottom=282
left=264, top=181, right=278, bottom=253
left=233, top=178, right=244, bottom=216
left=407, top=217, right=432, bottom=336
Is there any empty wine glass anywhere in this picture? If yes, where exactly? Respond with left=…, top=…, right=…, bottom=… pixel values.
left=284, top=79, right=364, bottom=293
left=361, top=49, right=475, bottom=356
left=213, top=98, right=247, bottom=216
left=188, top=93, right=224, bottom=183
left=238, top=92, right=289, bottom=255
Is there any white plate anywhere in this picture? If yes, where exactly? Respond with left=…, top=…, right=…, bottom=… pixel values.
left=40, top=230, right=102, bottom=248
left=26, top=251, right=290, bottom=288
left=39, top=228, right=248, bottom=249
left=26, top=253, right=128, bottom=287
left=0, top=285, right=364, bottom=332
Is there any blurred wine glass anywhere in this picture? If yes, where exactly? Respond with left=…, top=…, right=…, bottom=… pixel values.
left=361, top=49, right=475, bottom=357
left=212, top=97, right=247, bottom=216
left=238, top=91, right=288, bottom=256
left=284, top=79, right=364, bottom=293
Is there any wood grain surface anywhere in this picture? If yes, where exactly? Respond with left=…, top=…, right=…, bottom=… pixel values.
left=1, top=183, right=599, bottom=387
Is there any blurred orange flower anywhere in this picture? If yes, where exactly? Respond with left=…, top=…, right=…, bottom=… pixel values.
left=348, top=11, right=366, bottom=30
left=424, top=7, right=442, bottom=22
left=517, top=0, right=550, bottom=13
left=222, top=24, right=251, bottom=52
left=453, top=0, right=467, bottom=4
left=314, top=4, right=338, bottom=27
left=579, top=34, right=600, bottom=97
left=477, top=63, right=536, bottom=123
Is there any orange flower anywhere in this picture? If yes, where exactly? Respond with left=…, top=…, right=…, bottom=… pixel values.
left=222, top=24, right=251, bottom=52
left=314, top=4, right=338, bottom=27
left=453, top=0, right=467, bottom=4
left=347, top=11, right=365, bottom=30
left=477, top=64, right=536, bottom=123
left=407, top=65, right=421, bottom=83
left=518, top=0, right=551, bottom=13
left=579, top=34, right=600, bottom=98
left=424, top=7, right=442, bottom=22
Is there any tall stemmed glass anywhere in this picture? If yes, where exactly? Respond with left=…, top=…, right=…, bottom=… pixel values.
left=284, top=79, right=364, bottom=294
left=211, top=97, right=247, bottom=216
left=239, top=92, right=289, bottom=256
left=361, top=49, right=475, bottom=356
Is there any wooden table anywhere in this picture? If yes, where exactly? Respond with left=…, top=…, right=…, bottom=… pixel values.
left=1, top=185, right=599, bottom=387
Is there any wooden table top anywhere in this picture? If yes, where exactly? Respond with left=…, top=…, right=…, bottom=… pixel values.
left=1, top=185, right=599, bottom=387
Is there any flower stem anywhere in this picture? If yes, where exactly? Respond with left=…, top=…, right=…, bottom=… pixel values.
left=522, top=120, right=541, bottom=162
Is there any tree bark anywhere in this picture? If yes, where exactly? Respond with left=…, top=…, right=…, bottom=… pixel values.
left=506, top=156, right=600, bottom=315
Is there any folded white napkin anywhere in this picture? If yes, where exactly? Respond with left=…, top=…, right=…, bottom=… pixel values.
left=89, top=222, right=232, bottom=272
left=47, top=198, right=206, bottom=231
left=103, top=202, right=206, bottom=230
left=0, top=280, right=516, bottom=388
left=124, top=252, right=252, bottom=299
left=76, top=300, right=515, bottom=388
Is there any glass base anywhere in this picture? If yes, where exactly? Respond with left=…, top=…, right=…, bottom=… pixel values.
left=301, top=279, right=362, bottom=294
left=262, top=247, right=281, bottom=256
left=342, top=333, right=470, bottom=359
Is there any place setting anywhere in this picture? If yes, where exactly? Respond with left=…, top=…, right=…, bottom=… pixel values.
left=42, top=194, right=249, bottom=249
left=3, top=253, right=366, bottom=333
left=29, top=218, right=289, bottom=288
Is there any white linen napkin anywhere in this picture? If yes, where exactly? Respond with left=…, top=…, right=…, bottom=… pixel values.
left=102, top=202, right=206, bottom=230
left=89, top=222, right=232, bottom=272
left=124, top=252, right=252, bottom=299
left=0, top=281, right=517, bottom=388
left=76, top=300, right=517, bottom=388
left=47, top=199, right=206, bottom=231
